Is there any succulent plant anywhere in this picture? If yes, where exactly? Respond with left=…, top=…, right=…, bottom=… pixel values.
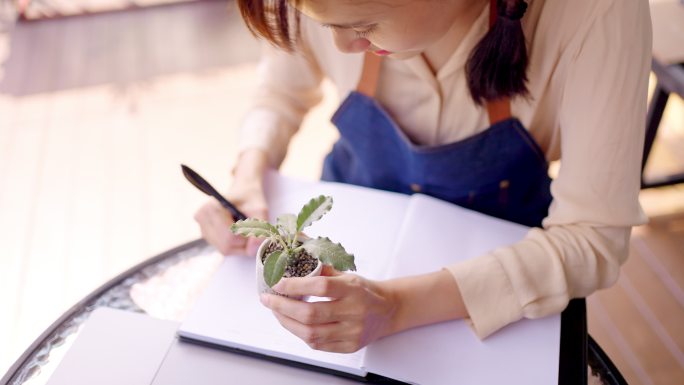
left=230, top=195, right=356, bottom=287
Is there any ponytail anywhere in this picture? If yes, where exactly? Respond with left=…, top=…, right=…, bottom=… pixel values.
left=466, top=0, right=530, bottom=105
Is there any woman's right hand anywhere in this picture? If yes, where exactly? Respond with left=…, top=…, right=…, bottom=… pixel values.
left=194, top=149, right=270, bottom=256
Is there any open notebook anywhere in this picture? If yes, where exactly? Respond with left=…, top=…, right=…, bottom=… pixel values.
left=178, top=172, right=560, bottom=385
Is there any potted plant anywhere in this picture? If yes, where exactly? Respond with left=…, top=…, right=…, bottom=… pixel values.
left=230, top=195, right=356, bottom=296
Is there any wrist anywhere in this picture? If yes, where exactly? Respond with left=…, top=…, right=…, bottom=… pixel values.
left=225, top=149, right=270, bottom=214
left=378, top=280, right=403, bottom=337
left=382, top=270, right=467, bottom=336
left=232, top=148, right=270, bottom=183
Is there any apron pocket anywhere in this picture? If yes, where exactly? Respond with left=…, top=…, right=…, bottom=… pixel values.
left=425, top=180, right=511, bottom=219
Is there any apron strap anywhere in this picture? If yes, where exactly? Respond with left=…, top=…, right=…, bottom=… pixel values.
left=487, top=98, right=512, bottom=125
left=357, top=51, right=383, bottom=97
left=355, top=0, right=512, bottom=124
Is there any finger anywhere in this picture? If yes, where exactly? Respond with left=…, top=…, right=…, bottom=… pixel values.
left=206, top=206, right=252, bottom=254
left=230, top=207, right=267, bottom=255
left=270, top=311, right=343, bottom=350
left=261, top=293, right=341, bottom=324
left=246, top=238, right=264, bottom=257
left=207, top=228, right=246, bottom=256
left=197, top=217, right=239, bottom=255
left=196, top=200, right=253, bottom=255
left=204, top=204, right=233, bottom=236
left=208, top=204, right=233, bottom=228
left=244, top=207, right=268, bottom=221
left=215, top=230, right=247, bottom=255
left=269, top=310, right=363, bottom=353
left=310, top=340, right=363, bottom=354
left=272, top=275, right=356, bottom=298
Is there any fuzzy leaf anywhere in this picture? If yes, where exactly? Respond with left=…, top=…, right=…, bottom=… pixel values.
left=263, top=250, right=289, bottom=287
left=296, top=195, right=333, bottom=232
left=276, top=214, right=297, bottom=237
left=302, top=237, right=356, bottom=272
left=230, top=219, right=278, bottom=238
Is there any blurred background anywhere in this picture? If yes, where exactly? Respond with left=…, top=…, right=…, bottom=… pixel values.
left=0, top=0, right=682, bottom=384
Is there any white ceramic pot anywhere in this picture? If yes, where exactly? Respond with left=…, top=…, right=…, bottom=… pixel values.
left=256, top=238, right=322, bottom=297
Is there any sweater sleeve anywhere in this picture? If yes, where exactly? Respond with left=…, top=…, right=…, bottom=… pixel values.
left=447, top=0, right=651, bottom=338
left=238, top=33, right=325, bottom=168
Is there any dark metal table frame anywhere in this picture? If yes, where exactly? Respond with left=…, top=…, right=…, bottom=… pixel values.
left=642, top=60, right=684, bottom=189
left=1, top=239, right=627, bottom=385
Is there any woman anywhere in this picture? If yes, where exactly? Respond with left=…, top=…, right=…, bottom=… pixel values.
left=194, top=0, right=651, bottom=353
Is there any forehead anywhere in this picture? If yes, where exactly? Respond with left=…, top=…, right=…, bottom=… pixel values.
left=297, top=0, right=401, bottom=24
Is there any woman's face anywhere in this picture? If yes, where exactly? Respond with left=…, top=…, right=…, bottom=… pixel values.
left=297, top=0, right=483, bottom=59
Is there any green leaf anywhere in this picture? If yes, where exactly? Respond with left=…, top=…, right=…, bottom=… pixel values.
left=263, top=250, right=289, bottom=287
left=230, top=219, right=278, bottom=238
left=296, top=195, right=333, bottom=232
left=276, top=214, right=297, bottom=237
left=302, top=237, right=356, bottom=272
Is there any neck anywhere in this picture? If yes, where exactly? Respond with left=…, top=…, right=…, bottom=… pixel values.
left=422, top=0, right=488, bottom=75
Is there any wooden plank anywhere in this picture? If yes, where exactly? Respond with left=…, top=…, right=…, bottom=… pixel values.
left=0, top=1, right=260, bottom=375
left=0, top=9, right=53, bottom=373
left=587, top=300, right=644, bottom=385
left=0, top=94, right=51, bottom=372
left=18, top=20, right=59, bottom=94
left=0, top=95, right=21, bottom=373
left=624, top=235, right=684, bottom=351
left=618, top=274, right=684, bottom=366
left=633, top=224, right=684, bottom=298
left=16, top=100, right=74, bottom=357
left=58, top=92, right=110, bottom=301
left=0, top=18, right=32, bottom=94
left=0, top=11, right=65, bottom=358
left=593, top=276, right=684, bottom=385
left=100, top=98, right=149, bottom=274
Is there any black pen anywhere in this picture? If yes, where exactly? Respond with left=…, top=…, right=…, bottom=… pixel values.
left=181, top=164, right=248, bottom=221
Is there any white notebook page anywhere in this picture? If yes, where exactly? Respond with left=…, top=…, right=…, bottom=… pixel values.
left=363, top=194, right=560, bottom=384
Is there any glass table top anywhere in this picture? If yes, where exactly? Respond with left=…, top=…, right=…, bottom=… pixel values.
left=1, top=238, right=619, bottom=385
left=2, top=239, right=221, bottom=385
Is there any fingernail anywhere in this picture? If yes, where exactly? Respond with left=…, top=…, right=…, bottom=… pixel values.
left=259, top=293, right=269, bottom=306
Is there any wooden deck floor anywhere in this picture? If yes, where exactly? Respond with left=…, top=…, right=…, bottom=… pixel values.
left=0, top=1, right=683, bottom=383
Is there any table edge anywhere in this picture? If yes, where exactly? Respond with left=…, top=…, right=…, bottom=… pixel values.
left=0, top=238, right=208, bottom=385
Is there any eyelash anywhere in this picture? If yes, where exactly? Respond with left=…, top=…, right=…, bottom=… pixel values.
left=323, top=24, right=378, bottom=38
left=354, top=25, right=377, bottom=38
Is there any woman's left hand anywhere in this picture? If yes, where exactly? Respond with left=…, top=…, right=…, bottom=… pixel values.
left=260, top=266, right=397, bottom=353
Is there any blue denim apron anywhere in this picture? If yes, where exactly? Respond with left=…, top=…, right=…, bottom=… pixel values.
left=321, top=47, right=585, bottom=384
left=321, top=53, right=552, bottom=228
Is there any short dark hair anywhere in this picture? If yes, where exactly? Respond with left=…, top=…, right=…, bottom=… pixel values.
left=236, top=0, right=300, bottom=51
left=236, top=0, right=530, bottom=105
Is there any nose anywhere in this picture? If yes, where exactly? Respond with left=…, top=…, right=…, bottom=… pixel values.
left=331, top=29, right=371, bottom=53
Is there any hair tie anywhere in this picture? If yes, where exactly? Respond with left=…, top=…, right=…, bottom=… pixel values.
left=498, top=0, right=528, bottom=21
